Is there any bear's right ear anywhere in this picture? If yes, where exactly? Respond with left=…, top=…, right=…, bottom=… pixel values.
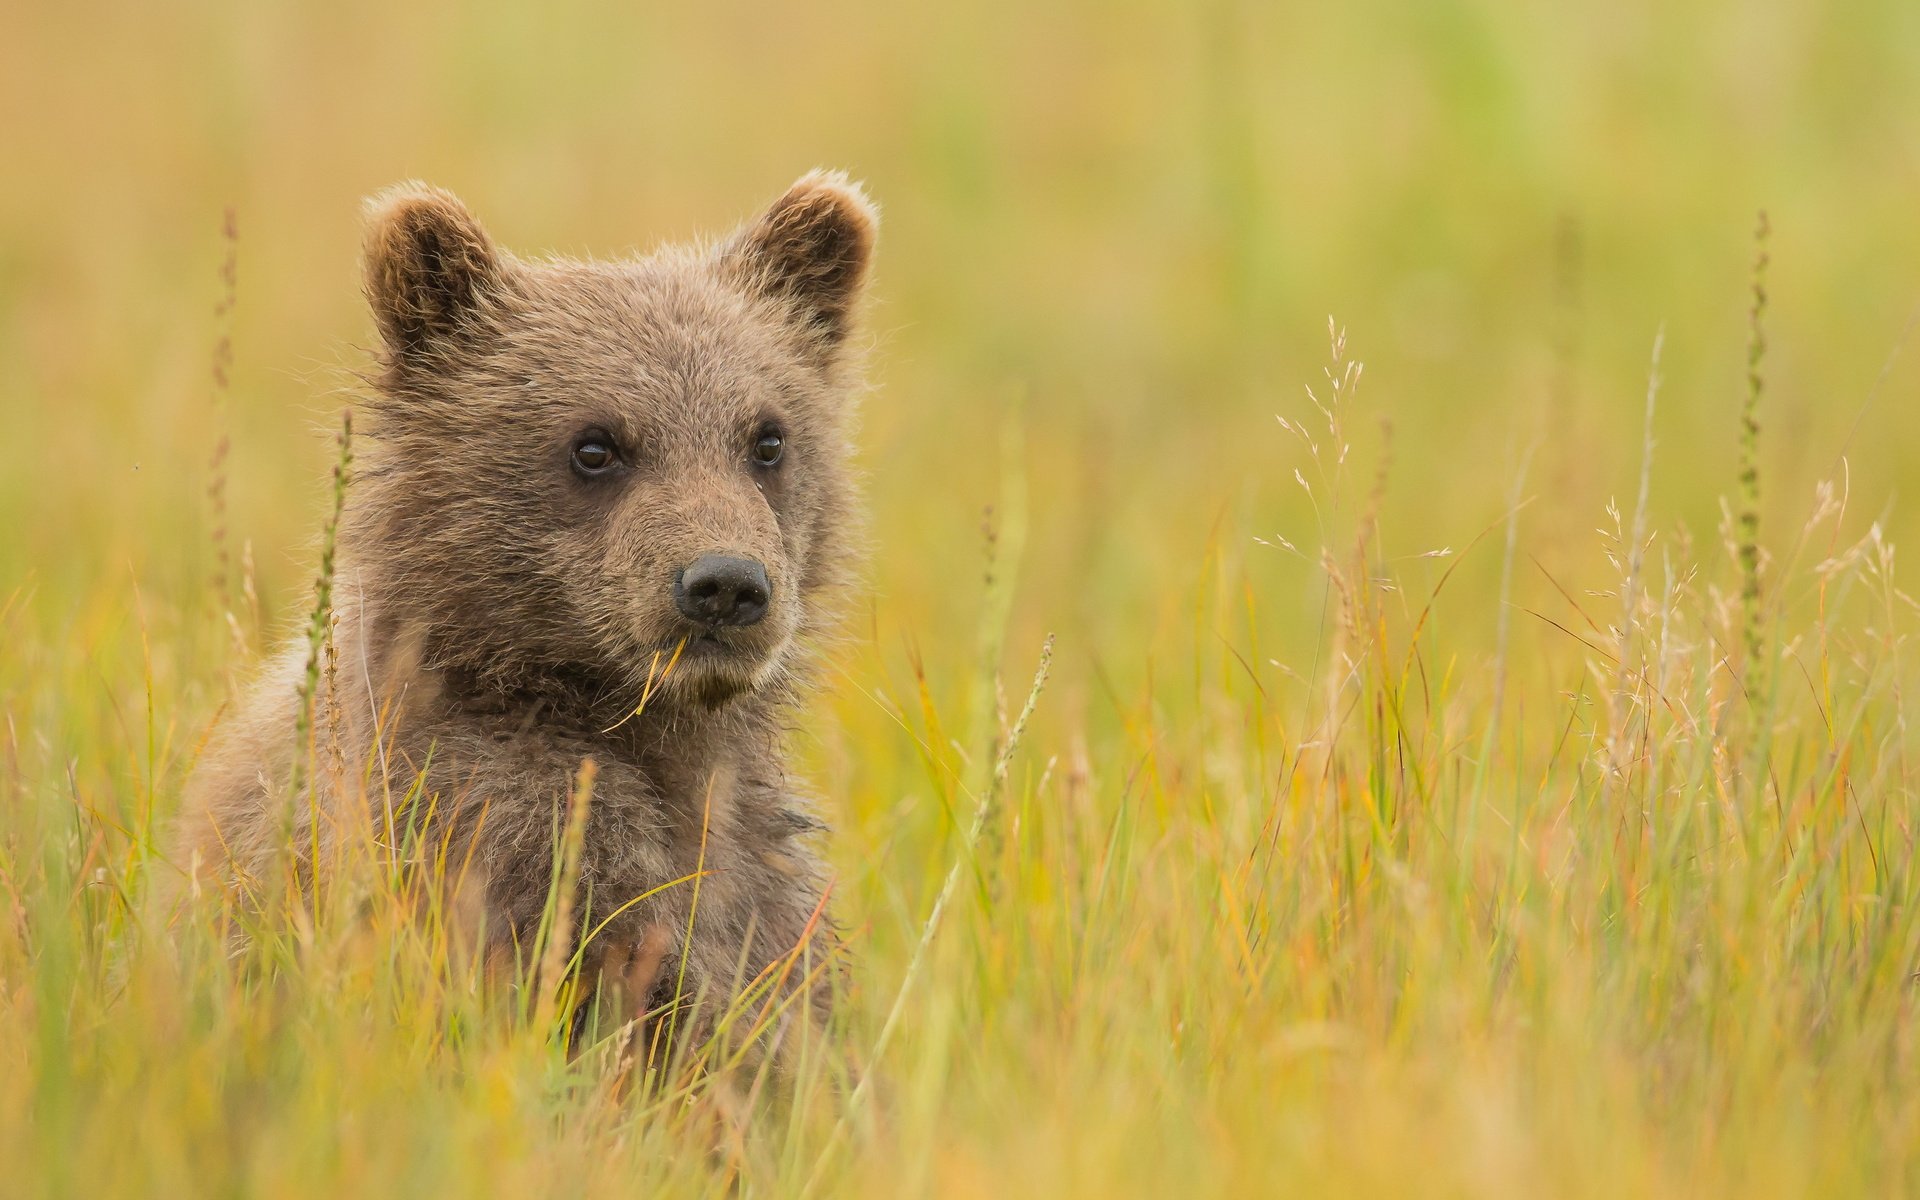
left=362, top=183, right=504, bottom=364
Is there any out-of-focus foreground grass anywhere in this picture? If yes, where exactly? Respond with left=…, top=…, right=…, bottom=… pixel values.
left=5, top=1, right=1920, bottom=1195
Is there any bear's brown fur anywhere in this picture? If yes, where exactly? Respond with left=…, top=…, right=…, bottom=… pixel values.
left=172, top=171, right=878, bottom=1059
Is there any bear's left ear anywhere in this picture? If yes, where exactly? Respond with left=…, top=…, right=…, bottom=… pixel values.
left=721, top=170, right=878, bottom=357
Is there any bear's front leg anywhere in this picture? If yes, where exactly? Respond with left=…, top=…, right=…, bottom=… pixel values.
left=569, top=924, right=680, bottom=1068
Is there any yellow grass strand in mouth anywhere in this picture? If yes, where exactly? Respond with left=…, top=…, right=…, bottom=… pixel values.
left=602, top=637, right=688, bottom=733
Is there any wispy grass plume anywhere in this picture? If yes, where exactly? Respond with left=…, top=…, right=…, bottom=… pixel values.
left=1740, top=210, right=1770, bottom=679
left=290, top=408, right=352, bottom=799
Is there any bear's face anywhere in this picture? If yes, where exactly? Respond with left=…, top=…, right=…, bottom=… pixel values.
left=353, top=174, right=876, bottom=710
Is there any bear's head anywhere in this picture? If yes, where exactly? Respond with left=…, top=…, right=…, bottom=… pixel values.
left=349, top=172, right=877, bottom=711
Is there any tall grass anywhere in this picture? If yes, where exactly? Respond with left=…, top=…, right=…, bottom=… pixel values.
left=3, top=296, right=1917, bottom=1195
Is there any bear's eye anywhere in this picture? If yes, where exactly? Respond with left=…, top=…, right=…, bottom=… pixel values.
left=752, top=430, right=785, bottom=467
left=570, top=433, right=619, bottom=477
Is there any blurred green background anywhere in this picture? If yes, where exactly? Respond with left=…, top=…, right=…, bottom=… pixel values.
left=3, top=0, right=1919, bottom=806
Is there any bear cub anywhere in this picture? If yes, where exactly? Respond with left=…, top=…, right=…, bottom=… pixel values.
left=174, top=171, right=877, bottom=1057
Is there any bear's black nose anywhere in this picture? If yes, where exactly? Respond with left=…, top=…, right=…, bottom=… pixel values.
left=675, top=555, right=771, bottom=627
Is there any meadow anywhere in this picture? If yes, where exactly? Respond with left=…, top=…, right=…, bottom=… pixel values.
left=5, top=0, right=1920, bottom=1195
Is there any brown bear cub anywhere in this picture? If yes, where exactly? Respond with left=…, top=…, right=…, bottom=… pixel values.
left=174, top=171, right=877, bottom=1060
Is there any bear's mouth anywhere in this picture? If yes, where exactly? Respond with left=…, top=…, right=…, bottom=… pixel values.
left=683, top=630, right=730, bottom=656
left=662, top=635, right=767, bottom=707
left=624, top=622, right=789, bottom=709
left=654, top=626, right=770, bottom=673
